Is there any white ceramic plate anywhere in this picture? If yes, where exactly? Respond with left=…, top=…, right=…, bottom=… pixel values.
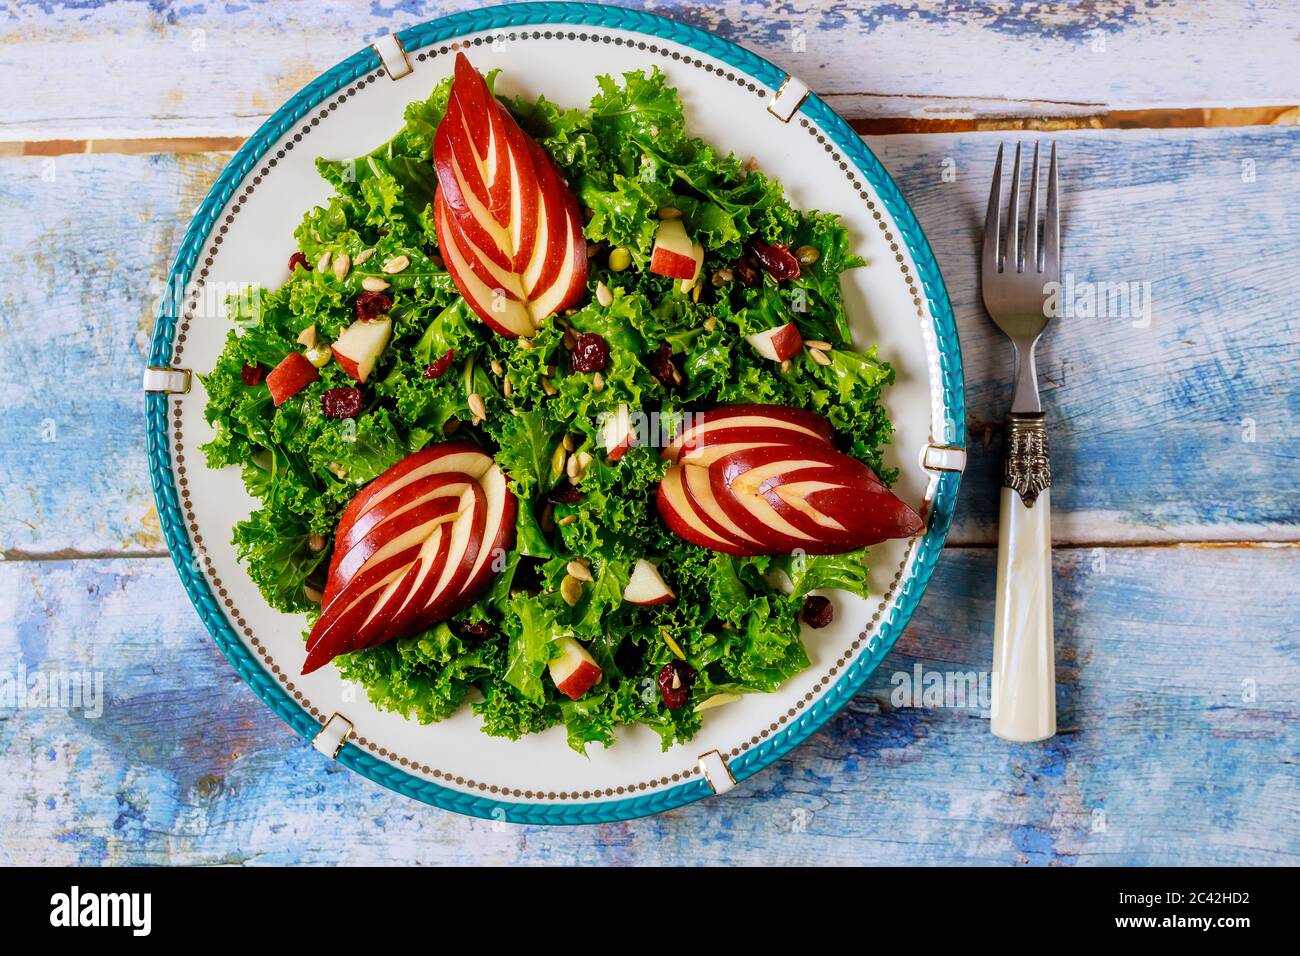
left=146, top=4, right=964, bottom=823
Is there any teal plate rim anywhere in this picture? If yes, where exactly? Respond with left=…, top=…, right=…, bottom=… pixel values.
left=145, top=1, right=965, bottom=825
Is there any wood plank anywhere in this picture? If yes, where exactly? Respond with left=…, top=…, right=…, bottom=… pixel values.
left=1, top=0, right=1297, bottom=142
left=2, top=548, right=1294, bottom=865
left=2, top=127, right=1296, bottom=554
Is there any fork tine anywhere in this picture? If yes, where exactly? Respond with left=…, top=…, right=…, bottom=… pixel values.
left=1044, top=141, right=1060, bottom=279
left=1026, top=142, right=1041, bottom=273
left=1004, top=142, right=1021, bottom=272
left=983, top=143, right=1003, bottom=275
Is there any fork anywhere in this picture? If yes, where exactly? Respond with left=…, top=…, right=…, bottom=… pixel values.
left=981, top=142, right=1059, bottom=743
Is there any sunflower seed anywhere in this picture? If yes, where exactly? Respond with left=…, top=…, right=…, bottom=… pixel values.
left=308, top=533, right=326, bottom=552
left=560, top=575, right=583, bottom=606
left=303, top=583, right=324, bottom=604
left=332, top=252, right=351, bottom=280
left=795, top=245, right=821, bottom=265
left=489, top=359, right=503, bottom=376
left=468, top=392, right=487, bottom=422
left=518, top=337, right=534, bottom=350
left=562, top=433, right=575, bottom=452
left=557, top=514, right=578, bottom=527
left=809, top=347, right=832, bottom=366
left=710, top=269, right=732, bottom=287
left=361, top=276, right=390, bottom=292
left=566, top=559, right=593, bottom=582
left=780, top=359, right=793, bottom=373
left=596, top=281, right=613, bottom=307
left=566, top=454, right=580, bottom=481
left=542, top=377, right=558, bottom=396
left=703, top=316, right=718, bottom=332
left=382, top=255, right=410, bottom=274
left=503, top=378, right=514, bottom=398
left=804, top=340, right=833, bottom=351
left=354, top=247, right=376, bottom=265
left=316, top=250, right=332, bottom=272
left=296, top=324, right=318, bottom=348
left=592, top=371, right=605, bottom=392
left=551, top=444, right=567, bottom=477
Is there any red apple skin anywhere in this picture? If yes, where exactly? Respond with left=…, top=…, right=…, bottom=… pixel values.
left=266, top=352, right=319, bottom=406
left=434, top=193, right=533, bottom=339
left=432, top=53, right=587, bottom=335
left=679, top=459, right=767, bottom=553
left=623, top=559, right=676, bottom=606
left=650, top=246, right=700, bottom=280
left=555, top=659, right=602, bottom=700
left=384, top=483, right=486, bottom=641
left=438, top=484, right=518, bottom=620
left=664, top=404, right=833, bottom=461
left=747, top=322, right=803, bottom=361
left=710, top=443, right=923, bottom=553
left=302, top=443, right=515, bottom=675
left=656, top=467, right=753, bottom=556
left=549, top=637, right=603, bottom=700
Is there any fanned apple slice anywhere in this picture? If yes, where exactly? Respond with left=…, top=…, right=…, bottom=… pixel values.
left=301, top=443, right=518, bottom=675
left=433, top=53, right=587, bottom=337
left=657, top=406, right=924, bottom=556
left=664, top=404, right=833, bottom=462
left=656, top=464, right=749, bottom=555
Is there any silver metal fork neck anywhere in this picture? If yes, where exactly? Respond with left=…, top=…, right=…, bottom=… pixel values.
left=1010, top=338, right=1042, bottom=413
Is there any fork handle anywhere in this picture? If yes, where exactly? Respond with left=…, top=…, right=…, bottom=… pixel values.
left=991, top=413, right=1056, bottom=742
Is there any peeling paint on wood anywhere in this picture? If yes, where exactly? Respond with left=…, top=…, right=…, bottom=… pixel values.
left=1, top=0, right=1297, bottom=140
left=0, top=552, right=1294, bottom=865
left=2, top=128, right=1297, bottom=553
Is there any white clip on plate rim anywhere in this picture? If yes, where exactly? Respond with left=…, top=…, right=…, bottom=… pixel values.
left=922, top=444, right=967, bottom=474
left=767, top=74, right=811, bottom=123
left=142, top=366, right=192, bottom=395
left=372, top=33, right=413, bottom=81
left=312, top=712, right=354, bottom=760
left=697, top=749, right=737, bottom=795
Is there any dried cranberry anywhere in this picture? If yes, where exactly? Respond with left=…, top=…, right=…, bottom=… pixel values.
left=240, top=363, right=265, bottom=385
left=321, top=386, right=362, bottom=420
left=548, top=483, right=583, bottom=505
left=457, top=621, right=497, bottom=642
left=288, top=251, right=311, bottom=272
left=734, top=256, right=761, bottom=287
left=571, top=333, right=609, bottom=373
left=424, top=348, right=455, bottom=379
left=647, top=341, right=682, bottom=390
left=748, top=238, right=801, bottom=281
left=801, top=595, right=833, bottom=629
left=657, top=661, right=696, bottom=711
left=355, top=290, right=393, bottom=322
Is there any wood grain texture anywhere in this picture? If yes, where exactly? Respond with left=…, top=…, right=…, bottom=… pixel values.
left=1, top=0, right=1297, bottom=142
left=2, top=549, right=1294, bottom=865
left=2, top=127, right=1296, bottom=555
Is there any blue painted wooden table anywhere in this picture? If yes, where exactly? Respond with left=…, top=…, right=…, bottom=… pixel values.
left=1, top=0, right=1297, bottom=865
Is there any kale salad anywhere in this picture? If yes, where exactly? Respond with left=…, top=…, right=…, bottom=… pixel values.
left=201, top=59, right=909, bottom=753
